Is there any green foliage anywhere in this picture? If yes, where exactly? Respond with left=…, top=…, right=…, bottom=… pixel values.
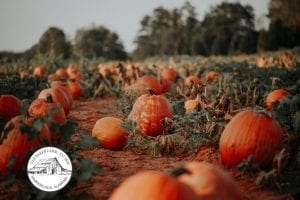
left=74, top=26, right=128, bottom=60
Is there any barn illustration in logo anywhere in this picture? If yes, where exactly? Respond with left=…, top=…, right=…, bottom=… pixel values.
left=28, top=157, right=72, bottom=175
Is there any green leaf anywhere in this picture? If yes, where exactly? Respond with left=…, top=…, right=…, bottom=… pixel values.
left=74, top=158, right=102, bottom=182
left=172, top=100, right=185, bottom=116
left=75, top=133, right=99, bottom=149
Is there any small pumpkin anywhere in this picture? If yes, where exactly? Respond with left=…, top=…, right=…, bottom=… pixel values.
left=55, top=68, right=69, bottom=79
left=219, top=110, right=284, bottom=168
left=92, top=117, right=128, bottom=150
left=67, top=79, right=84, bottom=99
left=161, top=67, right=177, bottom=82
left=109, top=171, right=198, bottom=200
left=265, top=89, right=289, bottom=110
left=172, top=162, right=243, bottom=200
left=205, top=71, right=218, bottom=82
left=184, top=76, right=201, bottom=87
left=160, top=78, right=171, bottom=93
left=128, top=89, right=172, bottom=137
left=0, top=94, right=22, bottom=121
left=33, top=65, right=46, bottom=77
left=0, top=115, right=50, bottom=173
left=132, top=75, right=162, bottom=95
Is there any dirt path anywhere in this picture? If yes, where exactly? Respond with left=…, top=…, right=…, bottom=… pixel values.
left=69, top=97, right=293, bottom=200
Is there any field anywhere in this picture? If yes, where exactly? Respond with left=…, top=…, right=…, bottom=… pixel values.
left=0, top=49, right=299, bottom=199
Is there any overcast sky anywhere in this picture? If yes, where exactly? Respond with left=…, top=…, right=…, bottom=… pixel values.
left=0, top=0, right=269, bottom=53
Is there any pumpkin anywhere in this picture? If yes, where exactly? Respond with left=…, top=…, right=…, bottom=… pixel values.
left=47, top=73, right=61, bottom=83
left=128, top=89, right=173, bottom=137
left=0, top=94, right=22, bottom=120
left=205, top=71, right=218, bottom=82
left=109, top=171, right=198, bottom=200
left=219, top=110, right=284, bottom=168
left=55, top=68, right=69, bottom=79
left=172, top=162, right=243, bottom=200
left=28, top=96, right=66, bottom=142
left=33, top=65, right=46, bottom=77
left=132, top=75, right=162, bottom=95
left=160, top=78, right=171, bottom=93
left=0, top=115, right=50, bottom=173
left=184, top=76, right=201, bottom=87
left=92, top=117, right=128, bottom=150
left=38, top=87, right=71, bottom=116
left=66, top=64, right=78, bottom=76
left=51, top=80, right=73, bottom=109
left=19, top=70, right=29, bottom=79
left=161, top=67, right=177, bottom=82
left=67, top=79, right=84, bottom=99
left=69, top=71, right=84, bottom=81
left=265, top=89, right=289, bottom=110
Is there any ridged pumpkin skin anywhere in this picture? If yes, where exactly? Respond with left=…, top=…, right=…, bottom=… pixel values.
left=265, top=89, right=289, bottom=110
left=109, top=171, right=198, bottom=200
left=0, top=116, right=50, bottom=173
left=0, top=94, right=22, bottom=120
left=129, top=92, right=173, bottom=137
left=92, top=117, right=128, bottom=151
left=184, top=76, right=201, bottom=87
left=38, top=87, right=71, bottom=116
left=177, top=162, right=243, bottom=200
left=28, top=97, right=67, bottom=142
left=219, top=110, right=284, bottom=168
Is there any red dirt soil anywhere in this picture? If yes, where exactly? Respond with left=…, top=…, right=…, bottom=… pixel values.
left=68, top=98, right=293, bottom=200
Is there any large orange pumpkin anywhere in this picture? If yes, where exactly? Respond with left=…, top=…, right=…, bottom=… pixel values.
left=28, top=96, right=67, bottom=142
left=174, top=162, right=243, bottom=200
left=50, top=80, right=73, bottom=110
left=265, top=89, right=289, bottom=110
left=219, top=110, right=284, bottom=168
left=0, top=116, right=50, bottom=173
left=109, top=171, right=198, bottom=200
left=38, top=87, right=71, bottom=116
left=0, top=94, right=22, bottom=120
left=92, top=117, right=128, bottom=151
left=128, top=90, right=173, bottom=137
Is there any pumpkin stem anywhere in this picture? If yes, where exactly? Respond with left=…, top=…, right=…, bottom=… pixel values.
left=169, top=167, right=191, bottom=177
left=146, top=88, right=157, bottom=96
left=46, top=94, right=54, bottom=103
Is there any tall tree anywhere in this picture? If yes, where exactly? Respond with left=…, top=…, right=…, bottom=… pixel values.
left=37, top=27, right=71, bottom=59
left=74, top=26, right=127, bottom=60
left=200, top=2, right=256, bottom=55
left=266, top=0, right=300, bottom=50
left=268, top=0, right=300, bottom=29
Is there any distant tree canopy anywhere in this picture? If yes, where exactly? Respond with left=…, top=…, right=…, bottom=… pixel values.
left=264, top=0, right=300, bottom=51
left=133, top=2, right=258, bottom=59
left=37, top=27, right=71, bottom=59
left=73, top=26, right=128, bottom=60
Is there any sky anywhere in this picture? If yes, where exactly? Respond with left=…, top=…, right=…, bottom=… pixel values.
left=0, top=0, right=270, bottom=53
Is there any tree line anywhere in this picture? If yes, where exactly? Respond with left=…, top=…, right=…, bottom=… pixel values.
left=0, top=0, right=299, bottom=62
